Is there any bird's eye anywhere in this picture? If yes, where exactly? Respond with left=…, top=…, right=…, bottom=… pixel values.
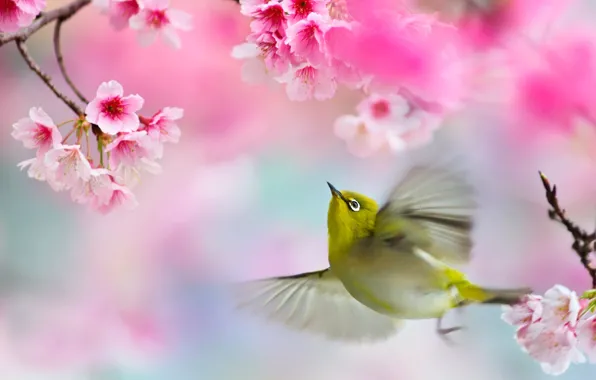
left=348, top=199, right=360, bottom=212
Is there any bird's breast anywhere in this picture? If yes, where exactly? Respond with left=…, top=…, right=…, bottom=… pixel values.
left=332, top=259, right=455, bottom=320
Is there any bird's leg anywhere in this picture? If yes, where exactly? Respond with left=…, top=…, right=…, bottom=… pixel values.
left=436, top=300, right=469, bottom=345
left=436, top=315, right=462, bottom=344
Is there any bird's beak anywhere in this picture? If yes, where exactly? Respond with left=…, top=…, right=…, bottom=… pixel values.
left=327, top=182, right=343, bottom=199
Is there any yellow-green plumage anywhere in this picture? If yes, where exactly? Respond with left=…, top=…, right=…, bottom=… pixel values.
left=234, top=163, right=531, bottom=342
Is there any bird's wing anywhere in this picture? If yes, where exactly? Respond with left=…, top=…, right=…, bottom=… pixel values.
left=374, top=163, right=477, bottom=265
left=233, top=268, right=404, bottom=342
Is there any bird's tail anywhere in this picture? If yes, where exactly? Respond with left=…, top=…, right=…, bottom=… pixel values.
left=442, top=267, right=532, bottom=306
left=456, top=282, right=532, bottom=306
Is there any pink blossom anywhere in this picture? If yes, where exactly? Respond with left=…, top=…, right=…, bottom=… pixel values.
left=521, top=323, right=585, bottom=375
left=282, top=0, right=328, bottom=23
left=250, top=31, right=295, bottom=75
left=0, top=0, right=37, bottom=33
left=17, top=157, right=66, bottom=192
left=541, top=285, right=582, bottom=327
left=334, top=93, right=443, bottom=156
left=330, top=58, right=364, bottom=89
left=44, top=145, right=92, bottom=189
left=282, top=64, right=337, bottom=101
left=285, top=12, right=329, bottom=66
left=105, top=0, right=141, bottom=30
left=85, top=80, right=145, bottom=135
left=141, top=107, right=182, bottom=144
left=333, top=115, right=389, bottom=157
left=105, top=130, right=155, bottom=168
left=239, top=0, right=268, bottom=17
left=501, top=285, right=595, bottom=375
left=249, top=2, right=286, bottom=34
left=13, top=0, right=45, bottom=15
left=70, top=167, right=114, bottom=206
left=11, top=107, right=62, bottom=156
left=128, top=0, right=193, bottom=49
left=327, top=0, right=350, bottom=20
left=502, top=294, right=544, bottom=326
left=93, top=181, right=138, bottom=214
left=577, top=315, right=596, bottom=363
left=231, top=42, right=274, bottom=85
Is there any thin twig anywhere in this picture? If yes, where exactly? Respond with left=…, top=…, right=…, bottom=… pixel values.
left=15, top=40, right=84, bottom=116
left=54, top=17, right=89, bottom=103
left=539, top=171, right=596, bottom=288
left=0, top=0, right=91, bottom=47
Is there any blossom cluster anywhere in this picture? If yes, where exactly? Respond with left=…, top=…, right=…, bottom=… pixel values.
left=502, top=285, right=596, bottom=375
left=12, top=80, right=182, bottom=214
left=232, top=0, right=455, bottom=156
left=334, top=92, right=443, bottom=157
left=0, top=0, right=46, bottom=33
left=92, top=0, right=193, bottom=49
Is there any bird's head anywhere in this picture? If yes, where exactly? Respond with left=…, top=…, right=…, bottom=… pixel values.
left=326, top=182, right=378, bottom=242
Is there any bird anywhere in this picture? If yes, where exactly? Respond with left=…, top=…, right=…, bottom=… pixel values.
left=233, top=162, right=532, bottom=343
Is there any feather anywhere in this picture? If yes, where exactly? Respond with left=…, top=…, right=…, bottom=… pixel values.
left=375, top=163, right=477, bottom=264
left=233, top=268, right=403, bottom=342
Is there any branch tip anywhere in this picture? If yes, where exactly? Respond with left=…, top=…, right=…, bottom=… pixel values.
left=539, top=173, right=596, bottom=289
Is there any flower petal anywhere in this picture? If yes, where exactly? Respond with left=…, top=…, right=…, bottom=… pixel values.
left=97, top=80, right=124, bottom=98
left=166, top=9, right=192, bottom=31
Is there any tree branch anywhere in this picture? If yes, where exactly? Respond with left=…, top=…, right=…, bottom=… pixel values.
left=15, top=40, right=84, bottom=116
left=539, top=171, right=596, bottom=288
left=0, top=0, right=91, bottom=47
left=54, top=17, right=89, bottom=104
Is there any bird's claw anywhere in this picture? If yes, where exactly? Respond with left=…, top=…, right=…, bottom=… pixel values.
left=436, top=317, right=465, bottom=346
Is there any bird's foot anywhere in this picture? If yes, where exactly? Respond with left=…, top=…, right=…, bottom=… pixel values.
left=436, top=316, right=465, bottom=346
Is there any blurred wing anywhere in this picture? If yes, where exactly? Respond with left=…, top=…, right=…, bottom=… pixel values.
left=234, top=268, right=403, bottom=342
left=375, top=163, right=476, bottom=264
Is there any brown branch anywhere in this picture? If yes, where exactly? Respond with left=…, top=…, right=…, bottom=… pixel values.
left=0, top=0, right=91, bottom=47
left=539, top=171, right=596, bottom=288
left=15, top=40, right=84, bottom=116
left=53, top=17, right=89, bottom=104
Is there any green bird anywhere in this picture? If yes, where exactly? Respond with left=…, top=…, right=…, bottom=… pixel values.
left=235, top=163, right=532, bottom=342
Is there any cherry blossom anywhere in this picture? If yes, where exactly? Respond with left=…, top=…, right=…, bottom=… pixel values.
left=17, top=157, right=66, bottom=192
left=128, top=0, right=193, bottom=49
left=105, top=130, right=155, bottom=168
left=577, top=316, right=596, bottom=363
left=334, top=93, right=443, bottom=157
left=251, top=31, right=295, bottom=75
left=85, top=80, right=144, bottom=135
left=13, top=0, right=45, bottom=15
left=541, top=285, right=582, bottom=326
left=282, top=0, right=328, bottom=23
left=282, top=64, right=337, bottom=101
left=140, top=107, right=182, bottom=160
left=248, top=2, right=286, bottom=34
left=522, top=323, right=586, bottom=375
left=502, top=284, right=596, bottom=375
left=231, top=42, right=274, bottom=84
left=502, top=294, right=543, bottom=327
left=239, top=0, right=268, bottom=17
left=285, top=12, right=329, bottom=66
left=0, top=0, right=40, bottom=33
left=98, top=0, right=142, bottom=30
left=44, top=145, right=92, bottom=189
left=93, top=181, right=138, bottom=214
left=11, top=107, right=62, bottom=156
left=333, top=115, right=389, bottom=157
left=71, top=167, right=114, bottom=206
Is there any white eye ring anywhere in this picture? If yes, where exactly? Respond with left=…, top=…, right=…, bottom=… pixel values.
left=348, top=199, right=360, bottom=212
